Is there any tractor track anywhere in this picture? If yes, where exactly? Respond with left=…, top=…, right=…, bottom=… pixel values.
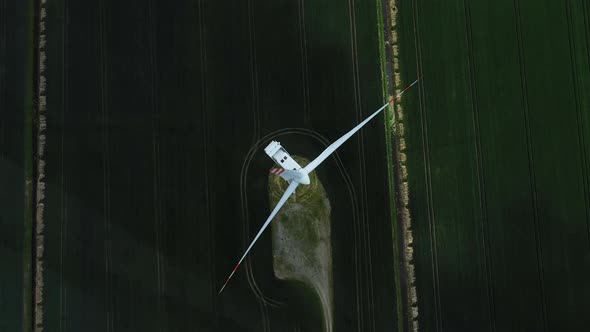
left=411, top=1, right=442, bottom=330
left=347, top=0, right=377, bottom=329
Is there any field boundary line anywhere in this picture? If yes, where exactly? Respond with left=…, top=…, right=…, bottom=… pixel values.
left=585, top=0, right=590, bottom=70
left=297, top=0, right=311, bottom=127
left=58, top=1, right=69, bottom=330
left=97, top=2, right=114, bottom=331
left=196, top=0, right=219, bottom=327
left=583, top=0, right=590, bottom=247
left=565, top=0, right=590, bottom=250
left=146, top=1, right=164, bottom=330
left=512, top=1, right=549, bottom=329
left=462, top=2, right=496, bottom=330
left=247, top=0, right=260, bottom=146
left=0, top=0, right=4, bottom=131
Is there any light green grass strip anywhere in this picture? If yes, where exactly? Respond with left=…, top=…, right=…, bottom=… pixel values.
left=375, top=0, right=404, bottom=331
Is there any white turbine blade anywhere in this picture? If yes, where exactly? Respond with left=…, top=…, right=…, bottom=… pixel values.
left=218, top=181, right=300, bottom=294
left=303, top=102, right=389, bottom=174
left=304, top=78, right=420, bottom=174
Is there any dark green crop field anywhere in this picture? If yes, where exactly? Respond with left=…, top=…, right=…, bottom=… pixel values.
left=0, top=1, right=34, bottom=331
left=396, top=0, right=590, bottom=330
left=37, top=0, right=397, bottom=331
left=5, top=0, right=590, bottom=331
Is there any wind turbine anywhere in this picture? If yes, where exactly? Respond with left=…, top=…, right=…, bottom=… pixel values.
left=218, top=78, right=420, bottom=294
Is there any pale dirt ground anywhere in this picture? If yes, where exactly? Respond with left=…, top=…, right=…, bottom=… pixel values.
left=269, top=157, right=333, bottom=332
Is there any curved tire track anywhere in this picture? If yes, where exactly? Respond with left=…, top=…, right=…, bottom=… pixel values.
left=238, top=128, right=362, bottom=331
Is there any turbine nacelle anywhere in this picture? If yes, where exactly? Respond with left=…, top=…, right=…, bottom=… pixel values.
left=296, top=171, right=310, bottom=185
left=269, top=167, right=310, bottom=185
left=265, top=140, right=310, bottom=185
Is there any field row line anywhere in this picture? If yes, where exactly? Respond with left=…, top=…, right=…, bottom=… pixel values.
left=98, top=1, right=114, bottom=331
left=191, top=0, right=220, bottom=327
left=565, top=0, right=590, bottom=252
left=462, top=1, right=497, bottom=330
left=584, top=0, right=590, bottom=250
left=410, top=0, right=443, bottom=330
left=347, top=0, right=377, bottom=328
left=58, top=1, right=69, bottom=331
left=512, top=1, right=549, bottom=329
left=147, top=0, right=165, bottom=330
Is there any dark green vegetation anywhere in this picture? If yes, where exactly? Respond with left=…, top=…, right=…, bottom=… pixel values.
left=396, top=0, right=590, bottom=330
left=0, top=1, right=34, bottom=331
left=32, top=0, right=398, bottom=331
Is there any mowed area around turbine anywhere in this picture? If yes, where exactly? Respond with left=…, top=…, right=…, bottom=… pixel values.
left=36, top=0, right=400, bottom=331
left=394, top=0, right=590, bottom=330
